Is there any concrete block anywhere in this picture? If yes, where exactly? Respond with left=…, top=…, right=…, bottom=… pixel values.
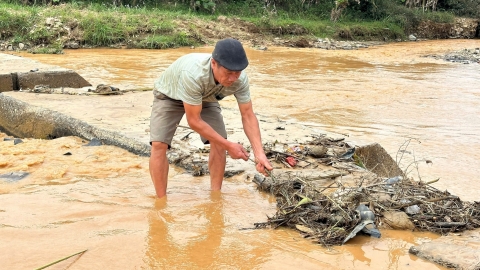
left=0, top=73, right=13, bottom=92
left=355, top=142, right=404, bottom=178
left=17, top=70, right=91, bottom=90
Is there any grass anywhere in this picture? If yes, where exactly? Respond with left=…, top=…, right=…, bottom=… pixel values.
left=81, top=13, right=129, bottom=45
left=0, top=1, right=460, bottom=54
left=136, top=32, right=192, bottom=49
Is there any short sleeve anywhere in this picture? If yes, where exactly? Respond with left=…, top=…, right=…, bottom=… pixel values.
left=234, top=74, right=251, bottom=104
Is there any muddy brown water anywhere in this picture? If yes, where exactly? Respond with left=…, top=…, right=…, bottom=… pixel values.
left=1, top=39, right=479, bottom=269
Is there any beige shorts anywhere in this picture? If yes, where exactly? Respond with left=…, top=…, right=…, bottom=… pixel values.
left=149, top=94, right=227, bottom=147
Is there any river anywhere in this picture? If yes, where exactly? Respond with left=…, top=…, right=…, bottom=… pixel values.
left=1, top=39, right=479, bottom=269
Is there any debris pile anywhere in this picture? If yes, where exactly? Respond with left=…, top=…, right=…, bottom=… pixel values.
left=250, top=135, right=480, bottom=246
left=88, top=84, right=123, bottom=95
left=165, top=131, right=480, bottom=246
left=21, top=84, right=144, bottom=95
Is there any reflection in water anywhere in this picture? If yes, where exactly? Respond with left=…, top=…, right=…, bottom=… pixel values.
left=146, top=193, right=226, bottom=269
left=144, top=191, right=278, bottom=270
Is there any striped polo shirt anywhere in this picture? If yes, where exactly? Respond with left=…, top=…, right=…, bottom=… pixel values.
left=153, top=53, right=251, bottom=105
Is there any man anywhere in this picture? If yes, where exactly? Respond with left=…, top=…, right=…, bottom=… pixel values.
left=149, top=38, right=273, bottom=198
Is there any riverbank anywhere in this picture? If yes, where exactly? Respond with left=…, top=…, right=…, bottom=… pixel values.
left=0, top=2, right=479, bottom=54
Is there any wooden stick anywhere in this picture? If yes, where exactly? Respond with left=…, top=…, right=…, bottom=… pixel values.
left=318, top=181, right=337, bottom=193
left=422, top=178, right=440, bottom=185
left=176, top=124, right=192, bottom=130
left=35, top=249, right=88, bottom=270
left=433, top=222, right=466, bottom=227
left=393, top=196, right=455, bottom=210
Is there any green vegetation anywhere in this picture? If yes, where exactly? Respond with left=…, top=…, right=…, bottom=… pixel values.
left=0, top=0, right=475, bottom=54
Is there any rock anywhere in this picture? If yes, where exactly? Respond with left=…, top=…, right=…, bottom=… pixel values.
left=84, top=138, right=103, bottom=146
left=0, top=171, right=29, bottom=182
left=434, top=48, right=480, bottom=64
left=293, top=38, right=310, bottom=48
left=3, top=137, right=24, bottom=145
left=64, top=41, right=80, bottom=49
left=309, top=145, right=327, bottom=157
left=45, top=17, right=55, bottom=26
left=32, top=85, right=52, bottom=93
left=14, top=138, right=23, bottom=145
left=380, top=211, right=415, bottom=230
left=224, top=169, right=245, bottom=178
left=409, top=34, right=417, bottom=41
left=90, top=84, right=121, bottom=95
left=409, top=230, right=480, bottom=270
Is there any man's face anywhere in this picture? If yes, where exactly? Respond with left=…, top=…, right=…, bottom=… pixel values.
left=211, top=59, right=242, bottom=87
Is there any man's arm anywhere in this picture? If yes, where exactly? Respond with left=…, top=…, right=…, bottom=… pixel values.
left=238, top=101, right=273, bottom=175
left=183, top=102, right=249, bottom=160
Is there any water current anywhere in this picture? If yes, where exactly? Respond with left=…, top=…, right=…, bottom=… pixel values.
left=1, top=39, right=479, bottom=269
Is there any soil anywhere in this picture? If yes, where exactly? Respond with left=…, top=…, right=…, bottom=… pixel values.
left=166, top=15, right=480, bottom=50
left=135, top=15, right=387, bottom=50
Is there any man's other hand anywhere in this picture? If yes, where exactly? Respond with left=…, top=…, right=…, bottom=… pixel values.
left=254, top=155, right=273, bottom=177
left=227, top=143, right=250, bottom=160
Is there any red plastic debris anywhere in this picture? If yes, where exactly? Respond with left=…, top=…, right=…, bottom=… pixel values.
left=285, top=156, right=297, bottom=167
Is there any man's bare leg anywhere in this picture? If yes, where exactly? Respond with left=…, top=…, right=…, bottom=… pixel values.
left=149, top=141, right=170, bottom=198
left=209, top=142, right=226, bottom=190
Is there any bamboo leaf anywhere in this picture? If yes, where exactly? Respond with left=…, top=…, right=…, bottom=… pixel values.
left=296, top=196, right=313, bottom=207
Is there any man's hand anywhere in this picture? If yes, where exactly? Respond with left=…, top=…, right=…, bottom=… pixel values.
left=254, top=154, right=273, bottom=176
left=227, top=142, right=250, bottom=160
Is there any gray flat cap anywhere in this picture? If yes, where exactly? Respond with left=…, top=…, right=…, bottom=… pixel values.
left=212, top=38, right=249, bottom=71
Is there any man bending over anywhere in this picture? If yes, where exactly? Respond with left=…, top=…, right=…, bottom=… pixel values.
left=149, top=38, right=273, bottom=198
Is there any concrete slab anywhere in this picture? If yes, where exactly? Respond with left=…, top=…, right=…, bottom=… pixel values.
left=0, top=53, right=91, bottom=91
